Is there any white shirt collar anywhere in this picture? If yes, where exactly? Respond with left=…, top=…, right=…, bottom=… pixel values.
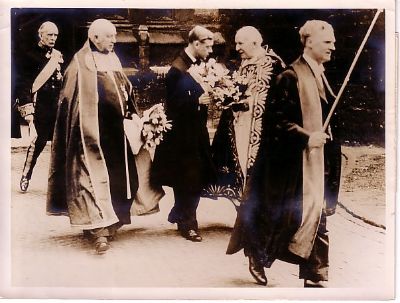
left=184, top=48, right=197, bottom=63
left=92, top=51, right=123, bottom=72
left=303, top=53, right=325, bottom=77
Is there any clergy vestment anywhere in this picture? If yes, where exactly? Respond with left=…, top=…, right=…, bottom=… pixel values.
left=203, top=46, right=285, bottom=203
left=226, top=56, right=341, bottom=282
left=47, top=41, right=151, bottom=230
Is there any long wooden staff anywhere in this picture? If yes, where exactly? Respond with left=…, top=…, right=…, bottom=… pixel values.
left=323, top=9, right=383, bottom=131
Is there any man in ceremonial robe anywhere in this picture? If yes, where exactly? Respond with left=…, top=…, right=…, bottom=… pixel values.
left=204, top=26, right=285, bottom=205
left=47, top=19, right=143, bottom=254
left=226, top=20, right=341, bottom=287
left=16, top=21, right=63, bottom=192
left=151, top=26, right=216, bottom=242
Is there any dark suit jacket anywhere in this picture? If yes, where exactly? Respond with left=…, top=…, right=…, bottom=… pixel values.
left=151, top=51, right=215, bottom=191
left=15, top=44, right=63, bottom=139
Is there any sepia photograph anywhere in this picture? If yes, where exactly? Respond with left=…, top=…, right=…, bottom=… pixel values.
left=0, top=0, right=396, bottom=300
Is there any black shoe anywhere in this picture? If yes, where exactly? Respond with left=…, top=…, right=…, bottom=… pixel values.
left=249, top=256, right=267, bottom=285
left=20, top=176, right=29, bottom=192
left=180, top=229, right=202, bottom=242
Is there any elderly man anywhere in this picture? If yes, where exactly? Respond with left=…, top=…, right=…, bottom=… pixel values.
left=205, top=26, right=285, bottom=205
left=47, top=19, right=142, bottom=254
left=227, top=20, right=341, bottom=287
left=151, top=26, right=216, bottom=242
left=16, top=21, right=63, bottom=192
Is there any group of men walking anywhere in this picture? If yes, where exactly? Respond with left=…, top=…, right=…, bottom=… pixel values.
left=13, top=17, right=341, bottom=287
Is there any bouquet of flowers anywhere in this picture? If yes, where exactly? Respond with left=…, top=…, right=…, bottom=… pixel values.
left=188, top=58, right=249, bottom=110
left=210, top=69, right=249, bottom=111
left=141, top=103, right=172, bottom=150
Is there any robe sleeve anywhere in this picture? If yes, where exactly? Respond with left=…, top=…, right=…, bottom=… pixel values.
left=122, top=72, right=140, bottom=116
left=46, top=60, right=79, bottom=214
left=269, top=68, right=310, bottom=149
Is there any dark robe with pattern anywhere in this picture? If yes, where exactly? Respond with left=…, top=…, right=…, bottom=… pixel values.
left=203, top=46, right=285, bottom=202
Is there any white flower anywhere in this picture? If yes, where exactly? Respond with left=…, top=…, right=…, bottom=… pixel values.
left=140, top=103, right=172, bottom=150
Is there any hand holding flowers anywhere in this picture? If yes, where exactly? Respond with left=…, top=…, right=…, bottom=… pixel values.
left=188, top=58, right=250, bottom=111
left=124, top=103, right=172, bottom=154
left=141, top=103, right=172, bottom=150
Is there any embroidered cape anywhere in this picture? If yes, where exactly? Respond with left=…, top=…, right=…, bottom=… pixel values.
left=203, top=46, right=285, bottom=203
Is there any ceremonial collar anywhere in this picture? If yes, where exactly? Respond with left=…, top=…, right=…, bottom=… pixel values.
left=38, top=42, right=53, bottom=54
left=91, top=51, right=123, bottom=72
left=241, top=45, right=271, bottom=67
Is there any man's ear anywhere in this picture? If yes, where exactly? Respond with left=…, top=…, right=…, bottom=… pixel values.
left=306, top=37, right=313, bottom=48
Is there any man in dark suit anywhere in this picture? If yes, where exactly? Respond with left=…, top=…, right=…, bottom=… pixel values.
left=226, top=20, right=341, bottom=287
left=16, top=21, right=63, bottom=192
left=151, top=25, right=215, bottom=242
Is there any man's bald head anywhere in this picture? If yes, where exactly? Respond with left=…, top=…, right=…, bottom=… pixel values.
left=235, top=26, right=263, bottom=46
left=88, top=19, right=116, bottom=41
left=38, top=21, right=58, bottom=48
left=38, top=21, right=58, bottom=35
left=88, top=19, right=117, bottom=53
left=235, top=26, right=264, bottom=60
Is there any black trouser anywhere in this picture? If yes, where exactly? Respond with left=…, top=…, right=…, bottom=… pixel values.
left=299, top=213, right=329, bottom=282
left=111, top=198, right=134, bottom=225
left=22, top=132, right=49, bottom=179
left=22, top=112, right=56, bottom=180
left=168, top=188, right=201, bottom=231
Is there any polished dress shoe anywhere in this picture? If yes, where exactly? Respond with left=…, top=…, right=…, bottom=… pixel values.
left=20, top=176, right=29, bottom=192
left=304, top=279, right=328, bottom=288
left=249, top=256, right=268, bottom=285
left=180, top=229, right=202, bottom=242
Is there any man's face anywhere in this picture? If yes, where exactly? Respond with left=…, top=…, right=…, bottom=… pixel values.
left=39, top=27, right=58, bottom=48
left=194, top=39, right=214, bottom=60
left=94, top=28, right=117, bottom=53
left=307, top=29, right=336, bottom=64
left=235, top=33, right=256, bottom=60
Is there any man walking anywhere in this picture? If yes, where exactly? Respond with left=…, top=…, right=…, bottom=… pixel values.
left=47, top=19, right=143, bottom=254
left=16, top=21, right=63, bottom=192
left=226, top=20, right=341, bottom=287
left=204, top=26, right=285, bottom=206
left=151, top=26, right=216, bottom=242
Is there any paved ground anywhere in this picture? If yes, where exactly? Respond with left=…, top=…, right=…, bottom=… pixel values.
left=339, top=145, right=387, bottom=228
left=4, top=139, right=394, bottom=300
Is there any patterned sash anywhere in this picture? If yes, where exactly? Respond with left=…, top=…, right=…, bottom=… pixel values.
left=32, top=49, right=63, bottom=93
